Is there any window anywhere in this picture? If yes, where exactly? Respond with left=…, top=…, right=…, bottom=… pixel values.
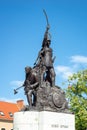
left=1, top=128, right=5, bottom=130
left=9, top=112, right=13, bottom=117
left=0, top=111, right=5, bottom=116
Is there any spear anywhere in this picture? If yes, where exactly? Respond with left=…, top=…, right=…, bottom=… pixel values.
left=43, top=9, right=50, bottom=30
left=42, top=9, right=51, bottom=47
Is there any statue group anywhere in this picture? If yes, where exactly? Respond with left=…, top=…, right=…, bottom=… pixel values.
left=14, top=11, right=69, bottom=113
left=23, top=23, right=56, bottom=108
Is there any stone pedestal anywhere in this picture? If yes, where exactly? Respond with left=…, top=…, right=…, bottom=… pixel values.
left=13, top=111, right=75, bottom=130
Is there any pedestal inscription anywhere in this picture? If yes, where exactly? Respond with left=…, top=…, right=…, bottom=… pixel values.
left=39, top=111, right=75, bottom=130
left=13, top=111, right=75, bottom=130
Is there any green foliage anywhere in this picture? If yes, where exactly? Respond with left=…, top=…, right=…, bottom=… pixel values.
left=66, top=69, right=87, bottom=130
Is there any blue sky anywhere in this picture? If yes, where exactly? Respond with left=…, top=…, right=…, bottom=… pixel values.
left=0, top=0, right=87, bottom=104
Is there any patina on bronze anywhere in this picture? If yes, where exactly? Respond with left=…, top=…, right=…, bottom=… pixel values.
left=14, top=10, right=69, bottom=113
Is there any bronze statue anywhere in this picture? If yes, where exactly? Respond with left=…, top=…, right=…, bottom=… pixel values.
left=14, top=10, right=69, bottom=113
left=41, top=38, right=56, bottom=87
left=34, top=10, right=56, bottom=87
left=23, top=66, right=39, bottom=107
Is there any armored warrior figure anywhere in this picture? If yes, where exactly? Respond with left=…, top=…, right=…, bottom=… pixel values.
left=23, top=66, right=39, bottom=107
left=34, top=10, right=56, bottom=87
left=42, top=38, right=56, bottom=87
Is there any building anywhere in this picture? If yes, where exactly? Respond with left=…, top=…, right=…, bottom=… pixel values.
left=0, top=100, right=24, bottom=130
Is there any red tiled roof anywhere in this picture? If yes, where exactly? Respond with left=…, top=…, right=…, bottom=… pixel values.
left=0, top=101, right=20, bottom=121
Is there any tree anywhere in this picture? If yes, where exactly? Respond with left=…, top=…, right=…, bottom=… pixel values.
left=66, top=69, right=87, bottom=130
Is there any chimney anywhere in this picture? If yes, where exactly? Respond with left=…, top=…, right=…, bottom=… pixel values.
left=17, top=100, right=25, bottom=110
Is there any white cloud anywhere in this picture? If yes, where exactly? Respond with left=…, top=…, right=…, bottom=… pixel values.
left=55, top=66, right=73, bottom=79
left=55, top=55, right=87, bottom=80
left=55, top=66, right=71, bottom=73
left=0, top=97, right=21, bottom=103
left=0, top=97, right=28, bottom=105
left=10, top=80, right=24, bottom=87
left=70, top=55, right=87, bottom=64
